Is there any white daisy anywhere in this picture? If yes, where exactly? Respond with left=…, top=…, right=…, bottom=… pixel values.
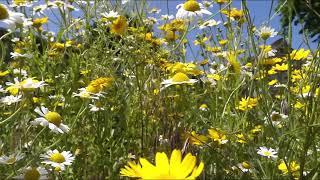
left=41, top=149, right=75, bottom=171
left=122, top=0, right=130, bottom=5
left=72, top=88, right=104, bottom=100
left=6, top=78, right=46, bottom=93
left=0, top=85, right=7, bottom=93
left=0, top=4, right=25, bottom=30
left=176, top=0, right=212, bottom=20
left=237, top=161, right=253, bottom=173
left=101, top=10, right=119, bottom=19
left=13, top=69, right=28, bottom=77
left=33, top=4, right=48, bottom=16
left=31, top=106, right=70, bottom=134
left=14, top=166, right=48, bottom=180
left=265, top=111, right=288, bottom=128
left=160, top=14, right=174, bottom=21
left=199, top=19, right=221, bottom=29
left=144, top=17, right=158, bottom=25
left=148, top=7, right=161, bottom=14
left=0, top=95, right=22, bottom=105
left=255, top=26, right=278, bottom=40
left=0, top=152, right=24, bottom=165
left=160, top=72, right=198, bottom=90
left=199, top=104, right=208, bottom=111
left=10, top=0, right=33, bottom=7
left=257, top=146, right=278, bottom=159
left=10, top=52, right=33, bottom=59
left=89, top=104, right=104, bottom=112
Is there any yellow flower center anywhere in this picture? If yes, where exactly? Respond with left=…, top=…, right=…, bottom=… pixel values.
left=50, top=152, right=65, bottom=163
left=44, top=112, right=62, bottom=126
left=0, top=4, right=9, bottom=20
left=242, top=161, right=250, bottom=169
left=14, top=0, right=27, bottom=5
left=24, top=168, right=40, bottom=180
left=183, top=0, right=200, bottom=12
left=263, top=151, right=272, bottom=156
left=172, top=72, right=190, bottom=82
left=261, top=32, right=271, bottom=40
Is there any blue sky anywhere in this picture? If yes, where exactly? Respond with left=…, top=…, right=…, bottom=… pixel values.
left=147, top=0, right=318, bottom=60
left=4, top=0, right=315, bottom=60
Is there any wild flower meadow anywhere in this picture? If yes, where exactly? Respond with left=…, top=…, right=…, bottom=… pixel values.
left=0, top=0, right=320, bottom=179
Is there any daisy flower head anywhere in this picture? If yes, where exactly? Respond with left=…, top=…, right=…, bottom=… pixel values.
left=160, top=14, right=174, bottom=21
left=199, top=19, right=221, bottom=29
left=0, top=95, right=22, bottom=105
left=14, top=166, right=48, bottom=180
left=176, top=0, right=212, bottom=20
left=120, top=149, right=204, bottom=179
left=89, top=103, right=105, bottom=112
left=160, top=72, right=198, bottom=90
left=11, top=0, right=33, bottom=7
left=0, top=152, right=24, bottom=165
left=41, top=149, right=75, bottom=171
left=199, top=104, right=208, bottom=111
left=110, top=15, right=128, bottom=35
left=101, top=10, right=119, bottom=20
left=31, top=106, right=70, bottom=134
left=257, top=146, right=278, bottom=159
left=6, top=77, right=46, bottom=95
left=255, top=26, right=278, bottom=40
left=10, top=51, right=33, bottom=59
left=237, top=161, right=253, bottom=173
left=73, top=87, right=105, bottom=100
left=0, top=85, right=7, bottom=93
left=0, top=3, right=25, bottom=30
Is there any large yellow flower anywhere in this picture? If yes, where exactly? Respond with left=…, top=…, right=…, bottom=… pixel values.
left=111, top=16, right=128, bottom=35
left=86, top=77, right=113, bottom=94
left=120, top=149, right=204, bottom=179
left=236, top=97, right=258, bottom=111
